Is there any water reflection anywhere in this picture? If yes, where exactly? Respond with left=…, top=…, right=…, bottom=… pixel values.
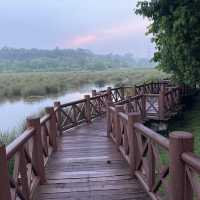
left=0, top=84, right=111, bottom=133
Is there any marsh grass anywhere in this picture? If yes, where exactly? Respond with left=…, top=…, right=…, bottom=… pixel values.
left=0, top=125, right=25, bottom=175
left=0, top=69, right=168, bottom=99
left=0, top=121, right=26, bottom=144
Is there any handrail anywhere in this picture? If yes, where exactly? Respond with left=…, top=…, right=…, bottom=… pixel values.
left=106, top=83, right=200, bottom=200
left=134, top=122, right=169, bottom=150
left=61, top=98, right=86, bottom=107
left=118, top=112, right=128, bottom=121
left=40, top=113, right=51, bottom=125
left=182, top=152, right=200, bottom=173
left=6, top=128, right=35, bottom=160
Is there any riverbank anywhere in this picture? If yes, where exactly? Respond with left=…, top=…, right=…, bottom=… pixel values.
left=0, top=69, right=167, bottom=100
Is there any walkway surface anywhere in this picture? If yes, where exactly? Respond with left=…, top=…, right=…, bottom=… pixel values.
left=38, top=117, right=150, bottom=200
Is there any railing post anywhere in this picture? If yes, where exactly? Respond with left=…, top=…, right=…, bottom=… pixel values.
left=159, top=85, right=165, bottom=120
left=114, top=105, right=124, bottom=148
left=84, top=95, right=91, bottom=123
left=126, top=96, right=132, bottom=112
left=120, top=87, right=125, bottom=100
left=141, top=93, right=146, bottom=119
left=45, top=107, right=57, bottom=151
left=132, top=85, right=136, bottom=96
left=127, top=113, right=141, bottom=176
left=27, top=117, right=46, bottom=184
left=150, top=81, right=154, bottom=93
left=0, top=145, right=11, bottom=200
left=169, top=131, right=194, bottom=200
left=107, top=87, right=112, bottom=103
left=147, top=139, right=156, bottom=191
left=92, top=90, right=97, bottom=97
left=54, top=101, right=62, bottom=136
left=106, top=102, right=114, bottom=138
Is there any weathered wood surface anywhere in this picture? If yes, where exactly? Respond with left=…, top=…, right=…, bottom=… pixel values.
left=37, top=117, right=150, bottom=200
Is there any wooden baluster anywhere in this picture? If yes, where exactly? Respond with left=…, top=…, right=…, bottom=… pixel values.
left=0, top=145, right=11, bottom=200
left=45, top=107, right=58, bottom=151
left=120, top=87, right=125, bottom=100
left=159, top=85, right=165, bottom=120
left=141, top=93, right=146, bottom=119
left=124, top=122, right=129, bottom=155
left=169, top=131, right=194, bottom=200
left=153, top=83, right=155, bottom=93
left=19, top=148, right=30, bottom=199
left=126, top=96, right=132, bottom=112
left=132, top=85, right=136, bottom=96
left=147, top=140, right=155, bottom=191
left=97, top=96, right=101, bottom=114
left=127, top=113, right=141, bottom=176
left=106, top=87, right=113, bottom=104
left=54, top=101, right=62, bottom=136
left=143, top=84, right=145, bottom=94
left=73, top=104, right=78, bottom=125
left=106, top=102, right=114, bottom=138
left=84, top=95, right=91, bottom=123
left=92, top=90, right=97, bottom=97
left=106, top=105, right=111, bottom=138
left=115, top=105, right=124, bottom=148
left=151, top=83, right=154, bottom=93
left=27, top=118, right=46, bottom=183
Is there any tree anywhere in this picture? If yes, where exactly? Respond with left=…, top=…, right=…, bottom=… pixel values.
left=136, top=0, right=200, bottom=85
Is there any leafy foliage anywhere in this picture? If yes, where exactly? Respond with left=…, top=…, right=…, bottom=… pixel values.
left=0, top=47, right=154, bottom=72
left=136, top=0, right=200, bottom=85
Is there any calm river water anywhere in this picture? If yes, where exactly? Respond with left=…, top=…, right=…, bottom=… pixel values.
left=0, top=85, right=111, bottom=133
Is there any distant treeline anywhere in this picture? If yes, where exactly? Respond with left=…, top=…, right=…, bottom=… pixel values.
left=0, top=47, right=155, bottom=72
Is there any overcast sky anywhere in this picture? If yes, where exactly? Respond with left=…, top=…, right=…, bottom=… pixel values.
left=0, top=0, right=154, bottom=57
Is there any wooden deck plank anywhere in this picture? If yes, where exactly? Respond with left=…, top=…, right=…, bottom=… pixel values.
left=37, top=118, right=150, bottom=200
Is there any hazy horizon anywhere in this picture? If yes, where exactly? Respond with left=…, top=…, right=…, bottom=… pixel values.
left=0, top=0, right=154, bottom=58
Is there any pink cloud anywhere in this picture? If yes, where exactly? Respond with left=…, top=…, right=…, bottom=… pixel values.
left=65, top=19, right=149, bottom=48
left=69, top=35, right=97, bottom=48
left=103, top=19, right=150, bottom=37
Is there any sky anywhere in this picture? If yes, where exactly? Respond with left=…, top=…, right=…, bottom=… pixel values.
left=0, top=0, right=154, bottom=58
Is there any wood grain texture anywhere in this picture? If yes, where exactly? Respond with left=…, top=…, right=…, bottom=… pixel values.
left=37, top=117, right=150, bottom=200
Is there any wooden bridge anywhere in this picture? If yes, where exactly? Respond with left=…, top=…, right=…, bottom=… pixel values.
left=0, top=80, right=199, bottom=200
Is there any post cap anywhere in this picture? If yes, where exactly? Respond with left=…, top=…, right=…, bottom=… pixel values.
left=54, top=101, right=61, bottom=106
left=84, top=94, right=90, bottom=99
left=45, top=106, right=54, bottom=113
left=26, top=117, right=40, bottom=128
left=169, top=131, right=193, bottom=139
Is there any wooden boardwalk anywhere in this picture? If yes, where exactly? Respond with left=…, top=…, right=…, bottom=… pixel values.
left=38, top=117, right=150, bottom=200
left=1, top=81, right=198, bottom=200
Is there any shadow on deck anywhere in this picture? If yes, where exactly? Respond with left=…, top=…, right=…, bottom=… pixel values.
left=37, top=117, right=150, bottom=200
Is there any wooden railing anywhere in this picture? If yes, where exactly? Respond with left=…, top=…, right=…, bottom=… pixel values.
left=107, top=105, right=200, bottom=200
left=135, top=80, right=170, bottom=95
left=0, top=108, right=57, bottom=200
left=0, top=86, right=126, bottom=200
left=117, top=82, right=196, bottom=121
left=0, top=80, right=198, bottom=200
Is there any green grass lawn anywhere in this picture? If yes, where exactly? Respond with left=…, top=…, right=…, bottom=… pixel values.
left=168, top=94, right=200, bottom=154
